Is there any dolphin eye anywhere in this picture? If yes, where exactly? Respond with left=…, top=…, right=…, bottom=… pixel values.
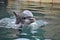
left=24, top=17, right=26, bottom=19
left=22, top=17, right=26, bottom=19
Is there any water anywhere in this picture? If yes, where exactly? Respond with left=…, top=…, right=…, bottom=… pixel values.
left=0, top=1, right=60, bottom=40
left=0, top=16, right=47, bottom=40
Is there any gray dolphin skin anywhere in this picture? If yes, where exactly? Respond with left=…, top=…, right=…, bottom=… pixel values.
left=13, top=10, right=36, bottom=33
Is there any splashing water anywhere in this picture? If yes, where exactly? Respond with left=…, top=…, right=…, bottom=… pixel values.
left=29, top=20, right=48, bottom=34
left=0, top=17, right=20, bottom=29
left=0, top=16, right=48, bottom=40
left=14, top=38, right=51, bottom=40
left=14, top=38, right=30, bottom=40
left=0, top=16, right=48, bottom=29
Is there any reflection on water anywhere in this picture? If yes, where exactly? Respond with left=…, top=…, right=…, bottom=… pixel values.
left=0, top=1, right=60, bottom=40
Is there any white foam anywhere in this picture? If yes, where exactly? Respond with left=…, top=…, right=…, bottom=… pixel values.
left=14, top=38, right=51, bottom=40
left=21, top=33, right=27, bottom=35
left=0, top=17, right=20, bottom=29
left=29, top=20, right=48, bottom=34
left=45, top=39, right=51, bottom=40
left=14, top=38, right=30, bottom=40
left=0, top=17, right=48, bottom=30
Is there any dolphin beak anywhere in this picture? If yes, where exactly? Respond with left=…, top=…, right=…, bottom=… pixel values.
left=29, top=18, right=36, bottom=23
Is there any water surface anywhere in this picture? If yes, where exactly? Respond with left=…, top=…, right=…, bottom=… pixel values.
left=0, top=1, right=60, bottom=40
